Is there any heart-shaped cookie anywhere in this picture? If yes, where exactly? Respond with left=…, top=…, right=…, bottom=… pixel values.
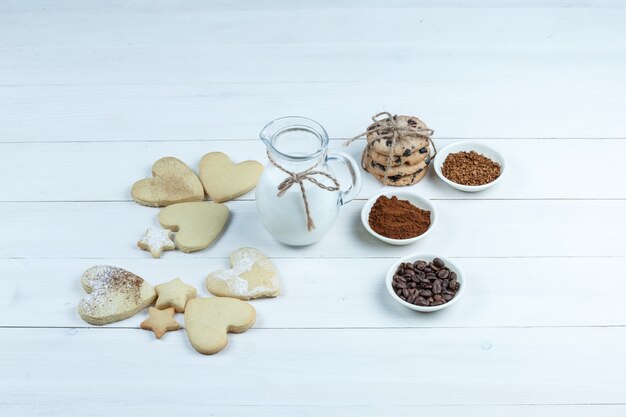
left=206, top=247, right=280, bottom=300
left=199, top=152, right=263, bottom=202
left=184, top=297, right=256, bottom=355
left=158, top=202, right=229, bottom=252
left=78, top=265, right=156, bottom=325
left=131, top=157, right=204, bottom=207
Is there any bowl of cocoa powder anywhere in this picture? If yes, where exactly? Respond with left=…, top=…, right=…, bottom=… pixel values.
left=434, top=141, right=505, bottom=192
left=361, top=191, right=437, bottom=245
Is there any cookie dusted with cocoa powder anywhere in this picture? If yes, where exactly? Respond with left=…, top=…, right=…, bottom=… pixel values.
left=78, top=265, right=156, bottom=325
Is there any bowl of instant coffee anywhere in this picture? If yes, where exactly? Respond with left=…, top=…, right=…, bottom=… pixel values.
left=434, top=141, right=505, bottom=192
left=386, top=255, right=465, bottom=312
left=361, top=191, right=437, bottom=245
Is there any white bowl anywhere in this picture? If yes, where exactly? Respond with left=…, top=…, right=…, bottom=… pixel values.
left=433, top=141, right=505, bottom=192
left=361, top=191, right=437, bottom=245
left=385, top=254, right=466, bottom=312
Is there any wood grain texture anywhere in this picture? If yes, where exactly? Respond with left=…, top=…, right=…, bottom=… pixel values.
left=3, top=257, right=626, bottom=329
left=2, top=139, right=626, bottom=201
left=2, top=199, right=625, bottom=259
left=2, top=82, right=625, bottom=142
left=2, top=1, right=625, bottom=415
left=1, top=6, right=625, bottom=141
left=1, top=327, right=626, bottom=411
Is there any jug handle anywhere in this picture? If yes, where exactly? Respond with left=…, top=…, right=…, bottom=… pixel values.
left=327, top=151, right=362, bottom=205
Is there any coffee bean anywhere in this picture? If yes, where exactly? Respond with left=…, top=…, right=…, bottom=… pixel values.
left=394, top=257, right=460, bottom=308
left=415, top=261, right=427, bottom=270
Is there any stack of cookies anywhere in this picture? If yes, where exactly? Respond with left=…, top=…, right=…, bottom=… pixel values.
left=360, top=115, right=434, bottom=186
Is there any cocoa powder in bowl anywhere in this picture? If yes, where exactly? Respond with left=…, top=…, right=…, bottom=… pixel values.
left=368, top=195, right=431, bottom=239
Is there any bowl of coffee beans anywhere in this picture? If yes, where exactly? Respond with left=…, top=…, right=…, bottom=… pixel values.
left=386, top=255, right=465, bottom=312
left=433, top=141, right=505, bottom=192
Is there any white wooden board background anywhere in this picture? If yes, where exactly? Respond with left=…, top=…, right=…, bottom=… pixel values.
left=1, top=1, right=626, bottom=416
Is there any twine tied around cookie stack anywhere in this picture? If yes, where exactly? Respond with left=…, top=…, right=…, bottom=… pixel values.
left=345, top=112, right=436, bottom=186
left=267, top=151, right=340, bottom=231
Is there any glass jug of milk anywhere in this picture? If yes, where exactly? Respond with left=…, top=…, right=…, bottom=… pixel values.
left=257, top=116, right=362, bottom=246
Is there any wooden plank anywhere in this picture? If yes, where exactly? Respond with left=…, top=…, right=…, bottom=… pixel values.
left=2, top=0, right=624, bottom=13
left=1, top=81, right=625, bottom=142
left=1, top=6, right=624, bottom=48
left=1, top=199, right=625, bottom=259
left=3, top=257, right=626, bottom=328
left=6, top=405, right=619, bottom=417
left=1, top=327, right=625, bottom=409
left=1, top=139, right=624, bottom=201
left=2, top=6, right=625, bottom=141
left=3, top=44, right=624, bottom=86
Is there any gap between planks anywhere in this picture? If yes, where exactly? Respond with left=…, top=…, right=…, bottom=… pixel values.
left=2, top=137, right=626, bottom=144
left=2, top=325, right=626, bottom=330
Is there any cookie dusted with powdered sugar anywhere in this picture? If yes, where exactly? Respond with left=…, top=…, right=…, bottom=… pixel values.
left=206, top=247, right=280, bottom=300
left=78, top=265, right=156, bottom=325
left=137, top=228, right=176, bottom=258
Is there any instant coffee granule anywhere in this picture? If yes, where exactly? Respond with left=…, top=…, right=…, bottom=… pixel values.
left=368, top=195, right=431, bottom=239
left=442, top=151, right=500, bottom=186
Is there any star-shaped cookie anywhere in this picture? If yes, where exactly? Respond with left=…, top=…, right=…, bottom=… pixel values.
left=155, top=278, right=197, bottom=313
left=140, top=307, right=180, bottom=339
left=137, top=228, right=176, bottom=258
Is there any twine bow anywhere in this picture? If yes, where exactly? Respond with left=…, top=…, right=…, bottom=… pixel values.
left=267, top=151, right=340, bottom=231
left=345, top=112, right=436, bottom=184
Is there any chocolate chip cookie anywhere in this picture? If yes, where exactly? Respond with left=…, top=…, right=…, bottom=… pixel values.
left=371, top=168, right=428, bottom=186
left=367, top=143, right=430, bottom=167
left=366, top=115, right=432, bottom=156
left=364, top=147, right=429, bottom=177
